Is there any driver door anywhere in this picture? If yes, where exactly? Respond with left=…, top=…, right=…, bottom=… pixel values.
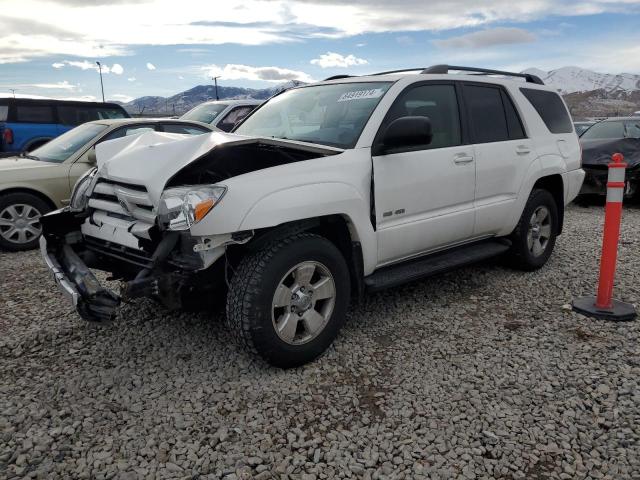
left=373, top=82, right=476, bottom=265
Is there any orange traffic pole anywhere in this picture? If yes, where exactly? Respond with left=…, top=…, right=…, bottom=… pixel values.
left=572, top=153, right=636, bottom=321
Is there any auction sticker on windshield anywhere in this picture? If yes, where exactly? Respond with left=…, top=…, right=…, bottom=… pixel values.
left=337, top=89, right=385, bottom=102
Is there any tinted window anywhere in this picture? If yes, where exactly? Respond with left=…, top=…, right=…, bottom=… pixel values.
left=382, top=84, right=461, bottom=150
left=0, top=105, right=7, bottom=121
left=581, top=121, right=624, bottom=140
left=16, top=105, right=55, bottom=123
left=464, top=85, right=509, bottom=143
left=218, top=106, right=255, bottom=132
left=520, top=88, right=573, bottom=134
left=501, top=90, right=526, bottom=139
left=161, top=124, right=209, bottom=135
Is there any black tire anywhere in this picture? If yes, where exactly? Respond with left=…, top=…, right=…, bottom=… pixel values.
left=0, top=192, right=52, bottom=251
left=226, top=232, right=350, bottom=368
left=505, top=188, right=559, bottom=271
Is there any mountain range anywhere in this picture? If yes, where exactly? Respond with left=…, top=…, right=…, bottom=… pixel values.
left=123, top=67, right=640, bottom=119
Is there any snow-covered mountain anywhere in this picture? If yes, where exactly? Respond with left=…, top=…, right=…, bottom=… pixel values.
left=523, top=67, right=640, bottom=95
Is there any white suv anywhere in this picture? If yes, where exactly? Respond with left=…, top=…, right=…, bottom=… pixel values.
left=40, top=65, right=584, bottom=367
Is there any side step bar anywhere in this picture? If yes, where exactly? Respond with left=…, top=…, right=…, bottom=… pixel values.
left=364, top=239, right=511, bottom=292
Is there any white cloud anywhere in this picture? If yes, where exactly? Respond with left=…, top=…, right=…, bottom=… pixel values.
left=178, top=75, right=184, bottom=80
left=203, top=63, right=314, bottom=83
left=434, top=27, right=537, bottom=49
left=146, top=62, right=156, bottom=70
left=127, top=77, right=136, bottom=82
left=0, top=80, right=77, bottom=91
left=310, top=52, right=368, bottom=68
left=1, top=0, right=637, bottom=64
left=109, top=93, right=134, bottom=102
left=52, top=62, right=64, bottom=68
left=356, top=43, right=367, bottom=47
left=110, top=63, right=124, bottom=75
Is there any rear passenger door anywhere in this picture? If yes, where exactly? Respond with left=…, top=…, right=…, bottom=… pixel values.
left=14, top=104, right=57, bottom=151
left=461, top=83, right=532, bottom=237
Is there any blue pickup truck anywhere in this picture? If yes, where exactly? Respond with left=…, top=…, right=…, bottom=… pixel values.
left=0, top=98, right=130, bottom=155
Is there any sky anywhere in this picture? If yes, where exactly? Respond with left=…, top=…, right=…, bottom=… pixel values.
left=1, top=0, right=640, bottom=103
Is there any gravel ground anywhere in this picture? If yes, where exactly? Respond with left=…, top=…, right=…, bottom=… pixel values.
left=1, top=202, right=639, bottom=480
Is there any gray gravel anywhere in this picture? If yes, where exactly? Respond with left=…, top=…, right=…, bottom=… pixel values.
left=1, top=202, right=640, bottom=480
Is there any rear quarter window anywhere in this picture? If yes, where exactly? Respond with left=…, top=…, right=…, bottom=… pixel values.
left=520, top=88, right=573, bottom=134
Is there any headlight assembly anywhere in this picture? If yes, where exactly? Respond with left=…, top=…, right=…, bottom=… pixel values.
left=158, top=185, right=226, bottom=231
left=69, top=167, right=97, bottom=211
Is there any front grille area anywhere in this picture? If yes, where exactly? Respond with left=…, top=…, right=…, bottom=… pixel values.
left=88, top=178, right=156, bottom=224
left=85, top=236, right=154, bottom=269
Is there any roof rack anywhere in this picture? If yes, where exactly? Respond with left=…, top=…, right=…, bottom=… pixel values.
left=422, top=65, right=544, bottom=85
left=365, top=64, right=544, bottom=85
left=323, top=74, right=354, bottom=81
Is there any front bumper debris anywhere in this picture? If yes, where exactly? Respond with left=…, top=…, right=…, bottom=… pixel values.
left=40, top=235, right=120, bottom=322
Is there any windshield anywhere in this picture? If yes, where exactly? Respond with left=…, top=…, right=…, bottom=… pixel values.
left=581, top=121, right=624, bottom=140
left=30, top=123, right=107, bottom=163
left=180, top=104, right=227, bottom=124
left=235, top=82, right=392, bottom=149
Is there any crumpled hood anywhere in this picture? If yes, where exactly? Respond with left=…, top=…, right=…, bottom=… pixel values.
left=580, top=137, right=640, bottom=168
left=95, top=130, right=342, bottom=203
left=95, top=130, right=256, bottom=202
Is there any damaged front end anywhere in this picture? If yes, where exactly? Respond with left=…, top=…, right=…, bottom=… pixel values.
left=580, top=137, right=640, bottom=197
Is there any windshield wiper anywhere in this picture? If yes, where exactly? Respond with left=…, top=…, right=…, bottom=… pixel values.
left=19, top=152, right=40, bottom=161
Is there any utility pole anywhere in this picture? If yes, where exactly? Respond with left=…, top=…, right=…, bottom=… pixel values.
left=96, top=61, right=105, bottom=102
left=9, top=89, right=16, bottom=99
left=212, top=76, right=220, bottom=100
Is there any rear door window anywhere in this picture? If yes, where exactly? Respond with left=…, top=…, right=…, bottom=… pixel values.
left=463, top=85, right=510, bottom=143
left=16, top=105, right=55, bottom=123
left=520, top=88, right=573, bottom=134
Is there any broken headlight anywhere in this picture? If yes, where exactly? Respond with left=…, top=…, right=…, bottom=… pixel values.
left=158, top=185, right=226, bottom=231
left=69, top=167, right=97, bottom=211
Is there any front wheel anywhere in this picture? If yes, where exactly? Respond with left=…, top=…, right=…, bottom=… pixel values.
left=226, top=233, right=350, bottom=368
left=0, top=192, right=51, bottom=251
left=505, top=188, right=559, bottom=271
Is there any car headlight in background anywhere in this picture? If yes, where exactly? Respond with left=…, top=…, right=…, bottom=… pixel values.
left=69, top=167, right=97, bottom=211
left=158, top=185, right=226, bottom=230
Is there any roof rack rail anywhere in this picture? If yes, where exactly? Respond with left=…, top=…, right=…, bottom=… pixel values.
left=323, top=74, right=354, bottom=81
left=421, top=65, right=544, bottom=85
left=370, top=68, right=427, bottom=76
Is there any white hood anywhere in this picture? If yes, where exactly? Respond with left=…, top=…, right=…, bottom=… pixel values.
left=95, top=131, right=243, bottom=202
left=94, top=130, right=342, bottom=203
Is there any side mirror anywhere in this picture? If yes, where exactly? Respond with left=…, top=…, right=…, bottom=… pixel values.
left=87, top=149, right=97, bottom=164
left=376, top=116, right=433, bottom=154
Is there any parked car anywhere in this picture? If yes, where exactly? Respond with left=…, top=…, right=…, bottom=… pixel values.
left=0, top=118, right=214, bottom=251
left=180, top=100, right=261, bottom=132
left=0, top=98, right=130, bottom=156
left=579, top=117, right=640, bottom=197
left=40, top=65, right=583, bottom=367
left=574, top=121, right=596, bottom=137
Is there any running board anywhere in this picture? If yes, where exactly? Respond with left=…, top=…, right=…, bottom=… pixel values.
left=364, top=239, right=511, bottom=292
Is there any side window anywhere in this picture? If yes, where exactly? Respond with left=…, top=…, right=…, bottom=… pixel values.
left=624, top=121, right=640, bottom=139
left=0, top=105, right=8, bottom=121
left=101, top=125, right=156, bottom=142
left=520, top=88, right=573, bottom=134
left=161, top=124, right=209, bottom=135
left=463, top=85, right=509, bottom=144
left=500, top=90, right=526, bottom=140
left=218, top=106, right=255, bottom=132
left=57, top=106, right=81, bottom=125
left=15, top=105, right=55, bottom=123
left=382, top=84, right=462, bottom=150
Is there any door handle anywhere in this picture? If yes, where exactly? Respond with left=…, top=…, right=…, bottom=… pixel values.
left=453, top=154, right=474, bottom=164
left=516, top=145, right=531, bottom=155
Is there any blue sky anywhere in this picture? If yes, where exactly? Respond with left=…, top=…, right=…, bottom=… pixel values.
left=1, top=0, right=640, bottom=102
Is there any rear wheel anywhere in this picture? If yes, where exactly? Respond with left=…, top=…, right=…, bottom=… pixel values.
left=0, top=192, right=51, bottom=251
left=506, top=188, right=558, bottom=271
left=226, top=233, right=350, bottom=368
